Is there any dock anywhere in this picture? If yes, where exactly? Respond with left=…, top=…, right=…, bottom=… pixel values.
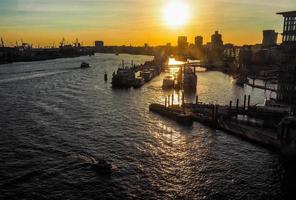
left=149, top=94, right=296, bottom=156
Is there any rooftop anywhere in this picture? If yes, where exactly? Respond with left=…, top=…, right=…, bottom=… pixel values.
left=277, top=11, right=296, bottom=17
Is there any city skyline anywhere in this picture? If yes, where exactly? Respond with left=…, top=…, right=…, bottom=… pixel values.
left=0, top=0, right=295, bottom=46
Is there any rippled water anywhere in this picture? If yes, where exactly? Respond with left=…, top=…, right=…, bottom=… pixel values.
left=0, top=54, right=295, bottom=200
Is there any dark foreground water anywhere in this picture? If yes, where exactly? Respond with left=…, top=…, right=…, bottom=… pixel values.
left=0, top=54, right=295, bottom=200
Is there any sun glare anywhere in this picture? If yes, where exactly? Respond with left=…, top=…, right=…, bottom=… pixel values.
left=164, top=1, right=190, bottom=28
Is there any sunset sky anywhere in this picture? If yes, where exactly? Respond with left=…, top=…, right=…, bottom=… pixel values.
left=0, top=0, right=295, bottom=47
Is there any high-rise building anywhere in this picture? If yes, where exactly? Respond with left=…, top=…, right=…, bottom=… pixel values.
left=95, top=41, right=104, bottom=47
left=276, top=11, right=296, bottom=106
left=211, top=31, right=223, bottom=48
left=262, top=30, right=278, bottom=47
left=177, top=36, right=188, bottom=49
left=277, top=11, right=296, bottom=45
left=195, top=36, right=203, bottom=48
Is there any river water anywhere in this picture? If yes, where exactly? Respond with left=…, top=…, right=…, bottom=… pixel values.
left=0, top=54, right=295, bottom=200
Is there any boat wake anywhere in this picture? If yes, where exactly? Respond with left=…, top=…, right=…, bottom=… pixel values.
left=68, top=153, right=98, bottom=165
left=0, top=71, right=67, bottom=84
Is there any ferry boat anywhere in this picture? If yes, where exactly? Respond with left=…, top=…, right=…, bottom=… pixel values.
left=162, top=75, right=175, bottom=89
left=183, top=67, right=197, bottom=92
left=112, top=64, right=135, bottom=88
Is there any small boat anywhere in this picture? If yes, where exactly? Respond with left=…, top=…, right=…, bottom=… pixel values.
left=235, top=76, right=248, bottom=86
left=162, top=75, right=175, bottom=89
left=81, top=62, right=90, bottom=69
left=91, top=159, right=112, bottom=173
left=133, top=77, right=145, bottom=88
left=141, top=70, right=153, bottom=82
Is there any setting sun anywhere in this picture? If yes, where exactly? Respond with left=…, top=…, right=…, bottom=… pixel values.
left=164, top=1, right=190, bottom=29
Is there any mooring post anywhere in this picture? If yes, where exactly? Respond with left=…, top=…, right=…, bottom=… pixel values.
left=196, top=96, right=199, bottom=105
left=182, top=92, right=185, bottom=106
left=236, top=99, right=239, bottom=111
left=252, top=79, right=255, bottom=86
left=229, top=101, right=232, bottom=112
left=264, top=81, right=267, bottom=91
left=168, top=95, right=170, bottom=107
left=165, top=97, right=167, bottom=107
left=212, top=105, right=215, bottom=121
left=243, top=95, right=247, bottom=111
left=215, top=105, right=219, bottom=122
left=247, top=95, right=251, bottom=109
left=172, top=93, right=174, bottom=106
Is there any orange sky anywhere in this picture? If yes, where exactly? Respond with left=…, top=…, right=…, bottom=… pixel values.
left=0, top=0, right=293, bottom=47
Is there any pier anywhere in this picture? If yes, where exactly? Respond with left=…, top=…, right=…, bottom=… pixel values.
left=149, top=94, right=295, bottom=155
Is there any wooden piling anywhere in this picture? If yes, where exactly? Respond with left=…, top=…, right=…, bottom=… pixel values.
left=215, top=105, right=219, bottom=121
left=196, top=96, right=199, bottom=105
left=165, top=97, right=167, bottom=107
left=172, top=94, right=174, bottom=106
left=247, top=95, right=251, bottom=109
left=236, top=99, right=239, bottom=111
left=264, top=81, right=267, bottom=91
left=229, top=101, right=232, bottom=112
left=243, top=95, right=246, bottom=110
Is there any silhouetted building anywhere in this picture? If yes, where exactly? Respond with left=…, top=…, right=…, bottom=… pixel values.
left=178, top=36, right=188, bottom=49
left=211, top=31, right=223, bottom=48
left=95, top=41, right=104, bottom=47
left=276, top=11, right=296, bottom=106
left=277, top=11, right=296, bottom=45
left=195, top=36, right=203, bottom=48
left=262, top=30, right=278, bottom=47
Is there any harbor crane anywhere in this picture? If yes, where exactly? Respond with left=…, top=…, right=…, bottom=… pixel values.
left=0, top=37, right=4, bottom=47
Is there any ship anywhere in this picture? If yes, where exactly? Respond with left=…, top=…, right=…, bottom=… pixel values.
left=112, top=62, right=135, bottom=88
left=183, top=67, right=197, bottom=92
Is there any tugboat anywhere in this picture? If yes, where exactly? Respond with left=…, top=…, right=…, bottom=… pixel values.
left=91, top=159, right=112, bottom=174
left=81, top=62, right=90, bottom=69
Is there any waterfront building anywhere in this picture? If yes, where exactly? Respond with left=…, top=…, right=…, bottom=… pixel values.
left=211, top=31, right=223, bottom=48
left=262, top=30, right=278, bottom=47
left=194, top=36, right=203, bottom=48
left=276, top=11, right=296, bottom=106
left=177, top=36, right=188, bottom=49
left=95, top=41, right=104, bottom=47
